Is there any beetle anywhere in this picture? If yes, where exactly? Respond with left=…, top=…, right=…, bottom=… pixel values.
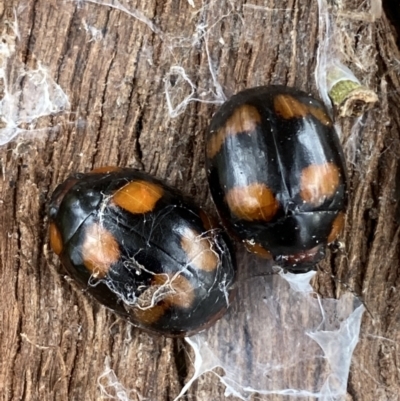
left=49, top=167, right=236, bottom=337
left=205, top=85, right=348, bottom=273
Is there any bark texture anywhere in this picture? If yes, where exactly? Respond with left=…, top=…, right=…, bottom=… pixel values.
left=0, top=0, right=399, bottom=400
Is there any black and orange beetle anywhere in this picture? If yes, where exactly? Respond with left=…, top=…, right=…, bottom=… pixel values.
left=49, top=167, right=236, bottom=337
left=206, top=86, right=348, bottom=273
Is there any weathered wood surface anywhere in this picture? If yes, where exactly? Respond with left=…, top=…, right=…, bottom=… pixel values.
left=0, top=0, right=399, bottom=400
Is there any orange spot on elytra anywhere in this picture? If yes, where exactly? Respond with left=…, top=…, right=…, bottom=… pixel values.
left=308, top=105, right=333, bottom=126
left=274, top=94, right=332, bottom=126
left=81, top=223, right=120, bottom=278
left=133, top=274, right=195, bottom=324
left=207, top=104, right=261, bottom=159
left=225, top=183, right=279, bottom=222
left=132, top=303, right=167, bottom=325
left=112, top=180, right=164, bottom=214
left=180, top=227, right=219, bottom=272
left=327, top=212, right=345, bottom=243
left=49, top=223, right=63, bottom=255
left=300, top=163, right=340, bottom=206
left=274, top=94, right=309, bottom=119
left=153, top=274, right=195, bottom=309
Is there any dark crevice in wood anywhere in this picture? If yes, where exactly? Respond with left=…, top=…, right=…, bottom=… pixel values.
left=10, top=0, right=38, bottom=141
left=154, top=0, right=167, bottom=27
left=270, top=41, right=283, bottom=84
left=363, top=202, right=378, bottom=253
left=20, top=368, right=27, bottom=400
left=20, top=0, right=39, bottom=65
left=66, top=295, right=84, bottom=399
left=134, top=107, right=145, bottom=169
left=12, top=164, right=22, bottom=300
left=383, top=0, right=400, bottom=48
left=11, top=314, right=23, bottom=400
left=149, top=0, right=164, bottom=66
left=243, top=44, right=253, bottom=88
left=172, top=338, right=189, bottom=398
left=55, top=6, right=77, bottom=83
left=287, top=0, right=299, bottom=86
left=91, top=9, right=114, bottom=168
left=243, top=324, right=253, bottom=372
left=394, top=162, right=400, bottom=223
left=323, top=252, right=338, bottom=294
left=347, top=369, right=357, bottom=401
left=117, top=30, right=142, bottom=169
left=35, top=352, right=45, bottom=400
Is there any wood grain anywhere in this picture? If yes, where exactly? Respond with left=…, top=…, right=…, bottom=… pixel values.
left=0, top=0, right=399, bottom=400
